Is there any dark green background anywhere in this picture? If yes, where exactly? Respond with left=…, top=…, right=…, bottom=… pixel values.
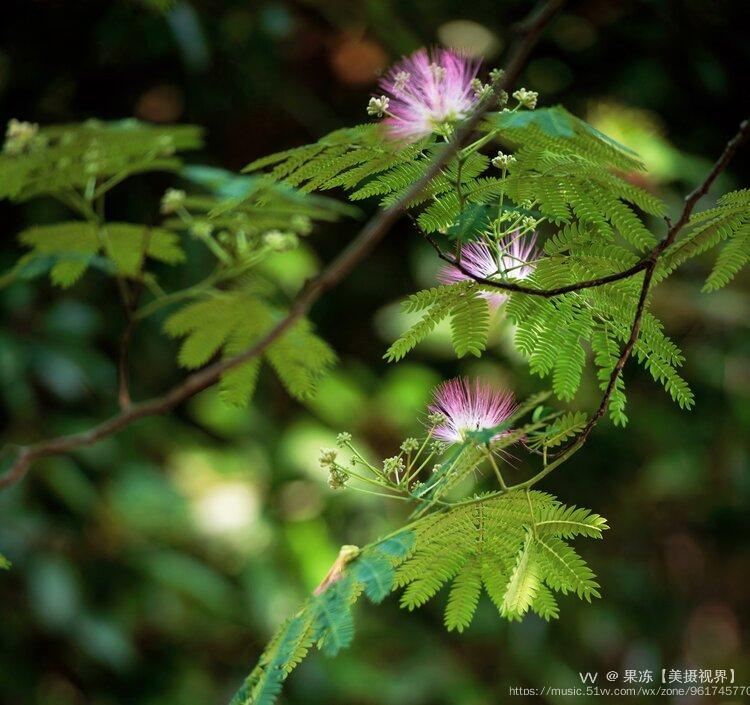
left=1, top=1, right=748, bottom=704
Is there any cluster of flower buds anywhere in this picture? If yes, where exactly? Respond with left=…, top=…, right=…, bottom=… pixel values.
left=427, top=411, right=447, bottom=425
left=491, top=151, right=517, bottom=169
left=335, top=432, right=352, bottom=447
left=290, top=214, right=312, bottom=236
left=161, top=188, right=187, bottom=214
left=367, top=96, right=390, bottom=118
left=513, top=87, right=538, bottom=110
left=319, top=448, right=349, bottom=489
left=3, top=119, right=45, bottom=155
left=521, top=215, right=538, bottom=229
left=190, top=220, right=213, bottom=239
left=470, top=78, right=494, bottom=101
left=263, top=230, right=299, bottom=252
left=429, top=439, right=448, bottom=456
left=399, top=437, right=420, bottom=454
left=382, top=455, right=405, bottom=479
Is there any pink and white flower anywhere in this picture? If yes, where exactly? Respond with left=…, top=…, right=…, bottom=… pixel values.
left=428, top=377, right=516, bottom=444
left=438, top=232, right=538, bottom=307
left=375, top=48, right=480, bottom=141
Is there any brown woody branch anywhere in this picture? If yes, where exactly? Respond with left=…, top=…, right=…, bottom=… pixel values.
left=0, top=0, right=565, bottom=491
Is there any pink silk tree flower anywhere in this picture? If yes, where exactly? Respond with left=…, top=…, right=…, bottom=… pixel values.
left=428, top=377, right=517, bottom=444
left=375, top=48, right=480, bottom=141
left=438, top=233, right=538, bottom=307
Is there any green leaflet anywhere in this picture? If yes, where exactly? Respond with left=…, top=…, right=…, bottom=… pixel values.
left=164, top=288, right=336, bottom=406
left=0, top=119, right=202, bottom=202
left=16, top=221, right=184, bottom=287
left=385, top=281, right=490, bottom=361
left=656, top=189, right=750, bottom=291
left=505, top=267, right=692, bottom=414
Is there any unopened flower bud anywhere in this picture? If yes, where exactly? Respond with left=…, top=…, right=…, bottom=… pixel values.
left=290, top=214, right=312, bottom=235
left=328, top=466, right=349, bottom=489
left=471, top=78, right=493, bottom=100
left=513, top=87, right=538, bottom=110
left=336, top=432, right=352, bottom=448
left=319, top=448, right=338, bottom=468
left=190, top=221, right=213, bottom=239
left=3, top=119, right=41, bottom=155
left=427, top=411, right=446, bottom=425
left=263, top=230, right=298, bottom=251
left=400, top=438, right=420, bottom=453
left=161, top=188, right=186, bottom=214
left=489, top=68, right=505, bottom=83
left=491, top=151, right=517, bottom=169
left=382, top=456, right=405, bottom=476
left=367, top=95, right=390, bottom=117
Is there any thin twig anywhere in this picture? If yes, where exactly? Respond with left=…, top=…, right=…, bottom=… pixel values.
left=0, top=0, right=566, bottom=491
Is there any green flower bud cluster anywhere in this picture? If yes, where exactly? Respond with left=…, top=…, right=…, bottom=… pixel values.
left=336, top=432, right=352, bottom=447
left=382, top=455, right=405, bottom=477
left=400, top=437, right=420, bottom=453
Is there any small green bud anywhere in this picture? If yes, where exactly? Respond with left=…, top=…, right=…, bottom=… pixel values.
left=400, top=437, right=420, bottom=453
left=429, top=440, right=448, bottom=455
left=336, top=432, right=352, bottom=448
left=290, top=214, right=312, bottom=235
left=263, top=230, right=298, bottom=252
left=427, top=411, right=446, bottom=426
left=489, top=68, right=505, bottom=83
left=382, top=456, right=405, bottom=476
left=161, top=188, right=186, bottom=214
left=190, top=220, right=213, bottom=239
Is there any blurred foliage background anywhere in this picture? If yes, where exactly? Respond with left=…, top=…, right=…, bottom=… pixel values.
left=1, top=1, right=749, bottom=704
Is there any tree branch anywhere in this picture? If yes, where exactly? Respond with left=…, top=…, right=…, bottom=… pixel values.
left=0, top=0, right=566, bottom=491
